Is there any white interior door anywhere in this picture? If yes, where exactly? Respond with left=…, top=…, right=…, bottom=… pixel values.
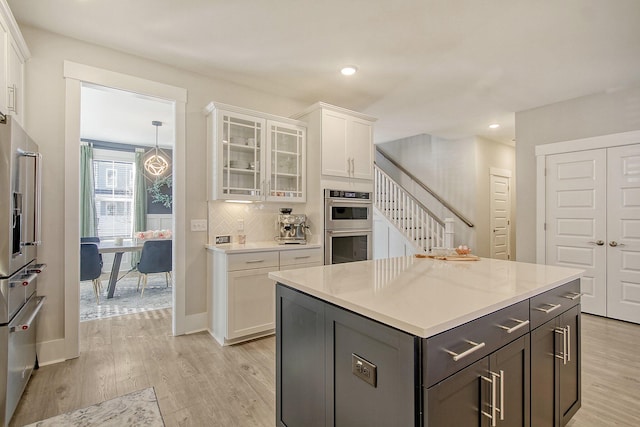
left=606, top=145, right=640, bottom=323
left=545, top=149, right=607, bottom=315
left=490, top=173, right=511, bottom=260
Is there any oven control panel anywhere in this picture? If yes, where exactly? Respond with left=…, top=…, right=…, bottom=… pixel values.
left=325, top=189, right=371, bottom=200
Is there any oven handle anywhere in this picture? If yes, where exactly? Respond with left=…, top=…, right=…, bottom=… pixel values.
left=10, top=296, right=46, bottom=333
left=327, top=199, right=372, bottom=205
left=326, top=229, right=372, bottom=235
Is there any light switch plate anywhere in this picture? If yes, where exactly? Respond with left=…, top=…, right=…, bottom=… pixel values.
left=191, top=219, right=207, bottom=232
left=237, top=218, right=244, bottom=231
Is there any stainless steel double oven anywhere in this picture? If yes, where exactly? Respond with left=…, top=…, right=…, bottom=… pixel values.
left=0, top=117, right=46, bottom=426
left=324, top=189, right=372, bottom=264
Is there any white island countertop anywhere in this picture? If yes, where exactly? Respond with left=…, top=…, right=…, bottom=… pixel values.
left=269, top=256, right=583, bottom=338
left=207, top=241, right=321, bottom=254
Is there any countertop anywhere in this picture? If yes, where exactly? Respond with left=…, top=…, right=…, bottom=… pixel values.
left=269, top=256, right=583, bottom=338
left=206, top=241, right=322, bottom=254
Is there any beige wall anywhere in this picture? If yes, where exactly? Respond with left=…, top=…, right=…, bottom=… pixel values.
left=474, top=137, right=516, bottom=258
left=20, top=25, right=307, bottom=346
left=515, top=85, right=640, bottom=262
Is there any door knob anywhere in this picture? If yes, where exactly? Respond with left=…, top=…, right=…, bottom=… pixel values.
left=587, top=240, right=605, bottom=246
left=609, top=241, right=626, bottom=247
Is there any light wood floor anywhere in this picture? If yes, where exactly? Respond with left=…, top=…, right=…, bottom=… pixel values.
left=10, top=310, right=640, bottom=426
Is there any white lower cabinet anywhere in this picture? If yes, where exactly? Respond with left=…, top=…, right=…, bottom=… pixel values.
left=209, top=246, right=322, bottom=345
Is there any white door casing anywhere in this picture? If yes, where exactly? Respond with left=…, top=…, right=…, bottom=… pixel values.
left=545, top=150, right=607, bottom=316
left=490, top=169, right=511, bottom=260
left=606, top=145, right=640, bottom=323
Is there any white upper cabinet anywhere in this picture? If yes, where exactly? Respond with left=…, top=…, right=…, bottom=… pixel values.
left=296, top=102, right=376, bottom=181
left=0, top=1, right=30, bottom=124
left=205, top=102, right=307, bottom=203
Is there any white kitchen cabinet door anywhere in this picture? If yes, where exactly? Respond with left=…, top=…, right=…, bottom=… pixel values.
left=227, top=266, right=277, bottom=340
left=606, top=144, right=640, bottom=324
left=0, top=16, right=8, bottom=116
left=266, top=120, right=306, bottom=203
left=7, top=37, right=24, bottom=124
left=321, top=109, right=350, bottom=177
left=348, top=117, right=374, bottom=180
left=211, top=109, right=266, bottom=201
left=320, top=109, right=374, bottom=180
left=545, top=149, right=607, bottom=316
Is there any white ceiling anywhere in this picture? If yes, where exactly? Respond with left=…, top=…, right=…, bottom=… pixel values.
left=9, top=0, right=640, bottom=145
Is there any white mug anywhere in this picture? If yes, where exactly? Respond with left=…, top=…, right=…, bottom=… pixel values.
left=114, top=237, right=123, bottom=246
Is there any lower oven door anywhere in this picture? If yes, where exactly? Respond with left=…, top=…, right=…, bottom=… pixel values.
left=1, top=294, right=45, bottom=426
left=325, top=229, right=372, bottom=265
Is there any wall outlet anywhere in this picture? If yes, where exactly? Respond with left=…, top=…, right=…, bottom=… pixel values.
left=237, top=218, right=244, bottom=231
left=191, top=219, right=207, bottom=232
left=215, top=235, right=231, bottom=244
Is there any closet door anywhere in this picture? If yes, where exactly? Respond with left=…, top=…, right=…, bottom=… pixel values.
left=545, top=150, right=607, bottom=316
left=607, top=145, right=640, bottom=323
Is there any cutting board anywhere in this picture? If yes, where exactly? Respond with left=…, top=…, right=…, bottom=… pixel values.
left=416, top=254, right=480, bottom=261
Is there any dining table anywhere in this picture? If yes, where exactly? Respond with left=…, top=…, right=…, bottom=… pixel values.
left=98, top=239, right=144, bottom=298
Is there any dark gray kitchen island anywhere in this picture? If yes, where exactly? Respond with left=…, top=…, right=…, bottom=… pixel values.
left=269, top=256, right=584, bottom=427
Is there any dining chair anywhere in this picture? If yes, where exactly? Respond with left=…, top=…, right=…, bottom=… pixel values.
left=81, top=236, right=103, bottom=263
left=136, top=239, right=172, bottom=297
left=80, top=242, right=103, bottom=304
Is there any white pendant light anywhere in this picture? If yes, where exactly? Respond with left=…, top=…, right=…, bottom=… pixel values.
left=144, top=120, right=169, bottom=177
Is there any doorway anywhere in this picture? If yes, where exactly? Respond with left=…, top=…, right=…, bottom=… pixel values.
left=64, top=61, right=187, bottom=360
left=79, top=83, right=175, bottom=321
left=489, top=168, right=512, bottom=260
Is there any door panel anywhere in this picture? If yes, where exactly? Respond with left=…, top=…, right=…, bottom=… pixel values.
left=607, top=145, right=640, bottom=323
left=490, top=174, right=511, bottom=260
left=546, top=150, right=607, bottom=315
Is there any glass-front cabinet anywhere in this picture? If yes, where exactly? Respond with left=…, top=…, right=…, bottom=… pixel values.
left=205, top=102, right=306, bottom=202
left=267, top=122, right=305, bottom=202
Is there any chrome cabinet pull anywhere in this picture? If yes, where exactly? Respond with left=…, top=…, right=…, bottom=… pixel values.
left=499, top=370, right=505, bottom=421
left=498, top=318, right=530, bottom=334
left=555, top=327, right=568, bottom=365
left=481, top=370, right=502, bottom=426
left=534, top=303, right=561, bottom=314
left=294, top=255, right=311, bottom=260
left=563, top=292, right=582, bottom=300
left=609, top=241, right=625, bottom=247
left=444, top=340, right=486, bottom=362
left=245, top=259, right=265, bottom=264
left=566, top=325, right=571, bottom=363
left=587, top=240, right=604, bottom=246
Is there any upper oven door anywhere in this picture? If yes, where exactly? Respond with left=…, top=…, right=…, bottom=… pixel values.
left=324, top=198, right=372, bottom=230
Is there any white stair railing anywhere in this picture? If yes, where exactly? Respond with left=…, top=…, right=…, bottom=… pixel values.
left=374, top=165, right=453, bottom=252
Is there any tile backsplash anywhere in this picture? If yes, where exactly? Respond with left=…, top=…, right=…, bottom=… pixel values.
left=208, top=202, right=319, bottom=244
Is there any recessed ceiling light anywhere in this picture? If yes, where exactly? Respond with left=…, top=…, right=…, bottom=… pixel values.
left=340, top=66, right=358, bottom=76
left=489, top=123, right=500, bottom=129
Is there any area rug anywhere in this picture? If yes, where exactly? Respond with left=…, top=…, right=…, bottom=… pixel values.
left=80, top=272, right=172, bottom=322
left=24, top=387, right=165, bottom=426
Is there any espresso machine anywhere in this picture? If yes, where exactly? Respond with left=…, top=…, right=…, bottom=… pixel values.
left=277, top=209, right=308, bottom=244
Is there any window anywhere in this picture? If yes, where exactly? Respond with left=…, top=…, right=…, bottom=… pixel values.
left=92, top=149, right=135, bottom=239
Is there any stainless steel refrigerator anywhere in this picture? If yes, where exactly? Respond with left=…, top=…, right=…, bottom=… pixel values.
left=0, top=117, right=46, bottom=426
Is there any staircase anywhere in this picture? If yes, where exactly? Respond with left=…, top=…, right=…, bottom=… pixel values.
left=374, top=164, right=453, bottom=253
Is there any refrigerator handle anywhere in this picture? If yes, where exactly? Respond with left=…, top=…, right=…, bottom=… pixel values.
left=20, top=150, right=42, bottom=246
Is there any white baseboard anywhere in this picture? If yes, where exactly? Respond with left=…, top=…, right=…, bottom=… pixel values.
left=183, top=311, right=208, bottom=334
left=36, top=338, right=69, bottom=366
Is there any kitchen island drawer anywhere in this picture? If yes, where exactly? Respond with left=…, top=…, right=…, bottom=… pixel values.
left=423, top=299, right=530, bottom=387
left=279, top=248, right=323, bottom=267
left=227, top=251, right=279, bottom=272
left=530, top=278, right=581, bottom=329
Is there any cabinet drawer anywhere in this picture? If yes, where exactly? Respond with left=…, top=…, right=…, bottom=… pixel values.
left=530, top=279, right=581, bottom=329
left=423, top=299, right=529, bottom=387
left=280, top=248, right=323, bottom=267
left=227, top=251, right=279, bottom=272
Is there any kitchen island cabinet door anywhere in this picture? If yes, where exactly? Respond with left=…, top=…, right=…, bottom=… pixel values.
left=559, top=306, right=581, bottom=426
left=276, top=285, right=326, bottom=427
left=426, top=357, right=490, bottom=427
left=489, top=336, right=530, bottom=427
left=531, top=305, right=581, bottom=427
